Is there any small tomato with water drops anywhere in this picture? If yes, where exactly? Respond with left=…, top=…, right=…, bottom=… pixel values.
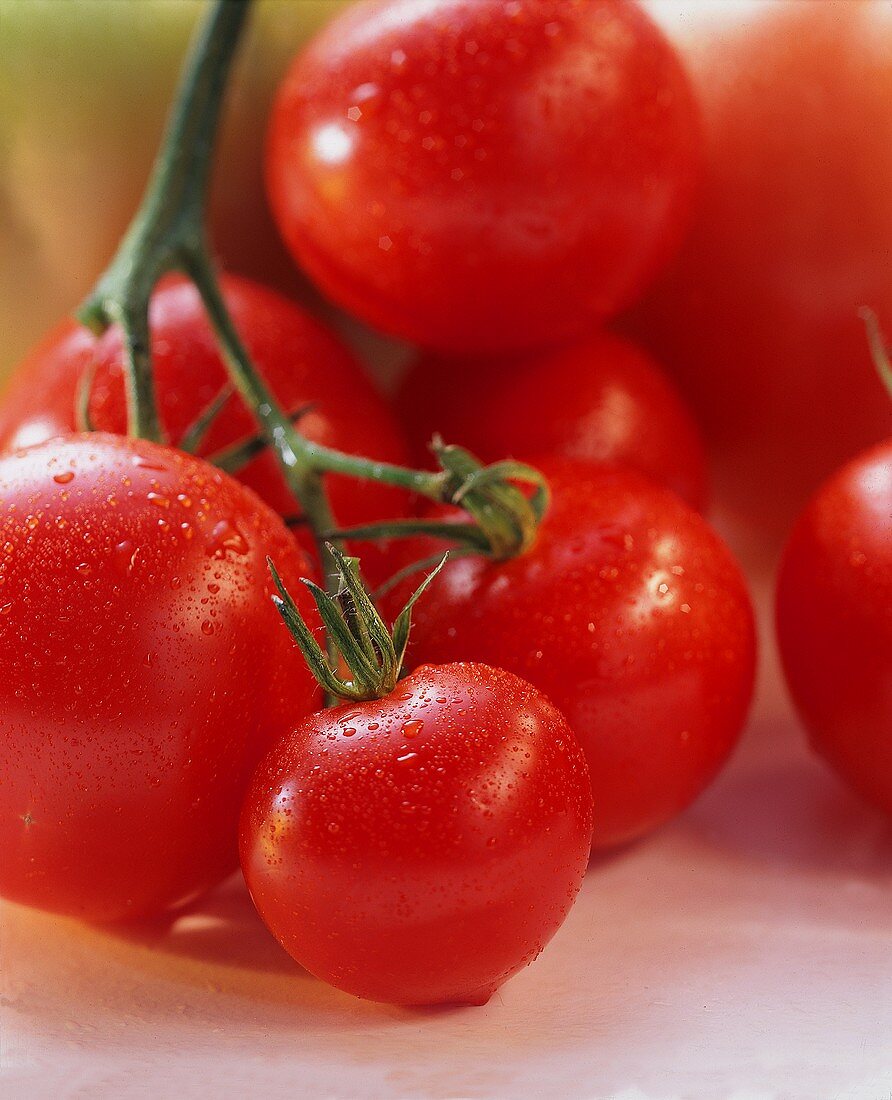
left=0, top=434, right=320, bottom=922
left=240, top=548, right=593, bottom=1006
left=776, top=439, right=892, bottom=816
left=241, top=662, right=592, bottom=1007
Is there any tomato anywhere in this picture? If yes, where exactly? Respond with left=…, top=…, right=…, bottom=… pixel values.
left=0, top=434, right=320, bottom=922
left=240, top=661, right=593, bottom=1006
left=776, top=440, right=892, bottom=816
left=266, top=0, right=701, bottom=353
left=0, top=274, right=410, bottom=548
left=627, top=0, right=892, bottom=544
left=397, top=331, right=708, bottom=510
left=383, top=457, right=756, bottom=849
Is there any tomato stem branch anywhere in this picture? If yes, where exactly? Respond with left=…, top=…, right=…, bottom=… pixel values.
left=72, top=0, right=550, bottom=678
left=77, top=0, right=250, bottom=442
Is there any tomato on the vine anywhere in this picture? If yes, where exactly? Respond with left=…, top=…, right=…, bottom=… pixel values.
left=398, top=332, right=708, bottom=510
left=383, top=457, right=756, bottom=849
left=266, top=0, right=701, bottom=352
left=776, top=440, right=892, bottom=816
left=0, top=434, right=320, bottom=922
left=0, top=274, right=409, bottom=543
left=241, top=661, right=593, bottom=1006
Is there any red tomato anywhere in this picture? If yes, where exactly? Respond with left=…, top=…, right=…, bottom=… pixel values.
left=383, top=457, right=756, bottom=848
left=0, top=274, right=409, bottom=541
left=240, top=662, right=593, bottom=1006
left=266, top=0, right=701, bottom=352
left=627, top=0, right=892, bottom=543
left=776, top=440, right=892, bottom=816
left=397, top=332, right=708, bottom=510
left=0, top=434, right=321, bottom=922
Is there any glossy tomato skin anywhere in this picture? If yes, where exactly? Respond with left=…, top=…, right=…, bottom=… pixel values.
left=240, top=662, right=593, bottom=1006
left=0, top=274, right=409, bottom=539
left=383, top=458, right=755, bottom=849
left=266, top=0, right=701, bottom=352
left=776, top=440, right=892, bottom=816
left=398, top=332, right=708, bottom=510
left=628, top=0, right=892, bottom=542
left=0, top=434, right=321, bottom=922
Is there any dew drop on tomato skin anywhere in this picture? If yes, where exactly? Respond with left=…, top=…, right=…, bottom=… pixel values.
left=0, top=434, right=322, bottom=923
left=240, top=662, right=593, bottom=1007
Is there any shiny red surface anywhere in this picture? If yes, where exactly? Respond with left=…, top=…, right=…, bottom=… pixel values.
left=240, top=662, right=593, bottom=1006
left=0, top=435, right=320, bottom=922
left=266, top=0, right=701, bottom=352
left=384, top=457, right=756, bottom=848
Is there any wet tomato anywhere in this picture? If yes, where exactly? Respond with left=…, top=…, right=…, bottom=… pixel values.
left=0, top=434, right=320, bottom=922
left=267, top=0, right=701, bottom=352
left=240, top=662, right=593, bottom=1006
left=398, top=331, right=708, bottom=510
left=383, top=457, right=756, bottom=849
left=776, top=440, right=892, bottom=816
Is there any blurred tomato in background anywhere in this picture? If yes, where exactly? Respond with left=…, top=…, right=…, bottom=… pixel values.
left=633, top=0, right=892, bottom=553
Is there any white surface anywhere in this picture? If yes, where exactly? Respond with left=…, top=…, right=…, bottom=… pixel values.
left=2, top=601, right=891, bottom=1100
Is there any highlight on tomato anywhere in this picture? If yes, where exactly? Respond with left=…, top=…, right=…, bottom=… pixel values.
left=0, top=434, right=320, bottom=922
left=266, top=0, right=702, bottom=352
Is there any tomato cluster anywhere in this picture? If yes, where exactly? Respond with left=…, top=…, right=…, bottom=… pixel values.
left=1, top=0, right=886, bottom=1010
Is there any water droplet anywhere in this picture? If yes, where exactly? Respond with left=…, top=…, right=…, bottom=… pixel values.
left=402, top=719, right=423, bottom=739
left=132, top=456, right=165, bottom=471
left=342, top=727, right=357, bottom=737
left=207, top=519, right=248, bottom=558
left=75, top=563, right=92, bottom=576
left=0, top=603, right=11, bottom=615
left=201, top=620, right=214, bottom=636
left=147, top=493, right=170, bottom=509
left=53, top=471, right=74, bottom=485
left=114, top=541, right=138, bottom=574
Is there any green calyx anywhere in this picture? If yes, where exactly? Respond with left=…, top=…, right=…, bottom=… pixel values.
left=269, top=544, right=446, bottom=703
left=432, top=438, right=549, bottom=559
left=325, top=437, right=551, bottom=564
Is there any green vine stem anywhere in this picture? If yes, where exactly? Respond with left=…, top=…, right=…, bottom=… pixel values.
left=75, top=0, right=550, bottom=643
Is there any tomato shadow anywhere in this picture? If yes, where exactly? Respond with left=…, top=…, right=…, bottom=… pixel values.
left=104, top=873, right=304, bottom=978
left=679, top=753, right=892, bottom=880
